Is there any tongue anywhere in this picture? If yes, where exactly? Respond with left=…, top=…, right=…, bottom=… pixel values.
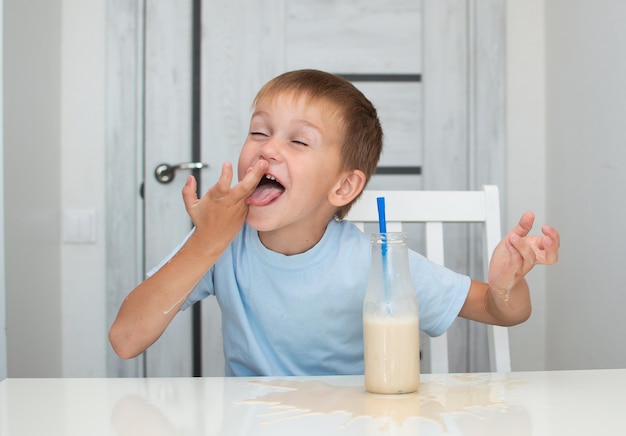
left=247, top=184, right=284, bottom=206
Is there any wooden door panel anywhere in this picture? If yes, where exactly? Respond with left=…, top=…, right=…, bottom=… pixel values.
left=286, top=0, right=422, bottom=73
left=143, top=0, right=194, bottom=377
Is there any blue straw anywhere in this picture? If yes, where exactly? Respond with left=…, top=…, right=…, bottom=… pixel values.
left=376, top=197, right=392, bottom=311
left=377, top=197, right=388, bottom=256
left=377, top=197, right=387, bottom=234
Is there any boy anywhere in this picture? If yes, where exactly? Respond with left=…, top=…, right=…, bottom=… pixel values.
left=109, top=70, right=560, bottom=376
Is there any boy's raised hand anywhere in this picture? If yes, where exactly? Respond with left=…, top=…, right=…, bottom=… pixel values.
left=181, top=160, right=268, bottom=248
left=488, top=211, right=560, bottom=297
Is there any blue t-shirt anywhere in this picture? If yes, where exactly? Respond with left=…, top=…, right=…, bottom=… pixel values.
left=154, top=220, right=470, bottom=376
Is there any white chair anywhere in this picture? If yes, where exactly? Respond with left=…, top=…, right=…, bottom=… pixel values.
left=346, top=185, right=511, bottom=373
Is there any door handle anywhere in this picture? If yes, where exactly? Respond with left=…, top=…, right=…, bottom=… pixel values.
left=154, top=162, right=209, bottom=184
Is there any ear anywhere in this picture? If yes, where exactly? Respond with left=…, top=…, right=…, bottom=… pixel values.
left=328, top=169, right=366, bottom=208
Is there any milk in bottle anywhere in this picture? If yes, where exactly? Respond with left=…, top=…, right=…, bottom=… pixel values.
left=363, top=233, right=420, bottom=394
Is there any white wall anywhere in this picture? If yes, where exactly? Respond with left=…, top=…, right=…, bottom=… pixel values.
left=59, top=0, right=107, bottom=377
left=4, top=0, right=63, bottom=377
left=507, top=0, right=626, bottom=371
left=4, top=0, right=106, bottom=377
left=544, top=0, right=626, bottom=370
left=505, top=0, right=549, bottom=370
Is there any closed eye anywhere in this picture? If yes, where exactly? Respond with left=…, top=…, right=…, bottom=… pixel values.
left=292, top=140, right=308, bottom=146
left=250, top=131, right=268, bottom=137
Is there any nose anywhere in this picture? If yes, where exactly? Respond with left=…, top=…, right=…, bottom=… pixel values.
left=259, top=136, right=282, bottom=162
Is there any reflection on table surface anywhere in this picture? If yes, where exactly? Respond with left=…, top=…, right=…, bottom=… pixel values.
left=1, top=369, right=624, bottom=435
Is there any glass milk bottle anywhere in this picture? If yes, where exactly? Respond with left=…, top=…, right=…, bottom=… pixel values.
left=363, top=233, right=420, bottom=394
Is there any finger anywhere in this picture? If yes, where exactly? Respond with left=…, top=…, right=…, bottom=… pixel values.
left=540, top=225, right=560, bottom=264
left=508, top=232, right=536, bottom=274
left=209, top=162, right=235, bottom=198
left=233, top=159, right=269, bottom=199
left=511, top=211, right=535, bottom=238
left=182, top=175, right=199, bottom=212
left=542, top=224, right=560, bottom=249
left=529, top=225, right=559, bottom=265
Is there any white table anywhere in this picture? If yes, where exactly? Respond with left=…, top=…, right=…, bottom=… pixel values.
left=1, top=369, right=624, bottom=435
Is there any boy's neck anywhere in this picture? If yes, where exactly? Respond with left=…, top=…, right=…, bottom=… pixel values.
left=257, top=219, right=332, bottom=255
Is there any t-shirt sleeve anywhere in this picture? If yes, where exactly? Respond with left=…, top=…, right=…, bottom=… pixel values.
left=409, top=250, right=471, bottom=337
left=179, top=269, right=215, bottom=311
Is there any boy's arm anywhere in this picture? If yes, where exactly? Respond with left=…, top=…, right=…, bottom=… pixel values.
left=109, top=160, right=268, bottom=359
left=459, top=278, right=531, bottom=326
left=459, top=211, right=560, bottom=326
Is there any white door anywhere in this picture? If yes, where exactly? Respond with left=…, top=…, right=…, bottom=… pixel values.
left=107, top=0, right=505, bottom=377
left=141, top=0, right=198, bottom=377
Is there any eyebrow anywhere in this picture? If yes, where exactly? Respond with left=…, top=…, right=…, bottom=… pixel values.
left=251, top=111, right=324, bottom=134
left=292, top=119, right=323, bottom=134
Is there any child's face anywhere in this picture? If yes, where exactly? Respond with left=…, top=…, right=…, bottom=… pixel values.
left=238, top=92, right=347, bottom=237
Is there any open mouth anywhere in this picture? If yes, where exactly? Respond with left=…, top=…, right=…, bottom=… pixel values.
left=247, top=174, right=285, bottom=206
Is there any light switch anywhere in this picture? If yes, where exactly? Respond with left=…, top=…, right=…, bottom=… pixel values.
left=62, top=210, right=97, bottom=244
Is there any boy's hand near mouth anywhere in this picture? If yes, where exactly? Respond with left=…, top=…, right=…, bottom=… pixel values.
left=182, top=159, right=269, bottom=251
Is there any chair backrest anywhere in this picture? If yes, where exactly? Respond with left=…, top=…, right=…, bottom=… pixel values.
left=346, top=185, right=511, bottom=373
